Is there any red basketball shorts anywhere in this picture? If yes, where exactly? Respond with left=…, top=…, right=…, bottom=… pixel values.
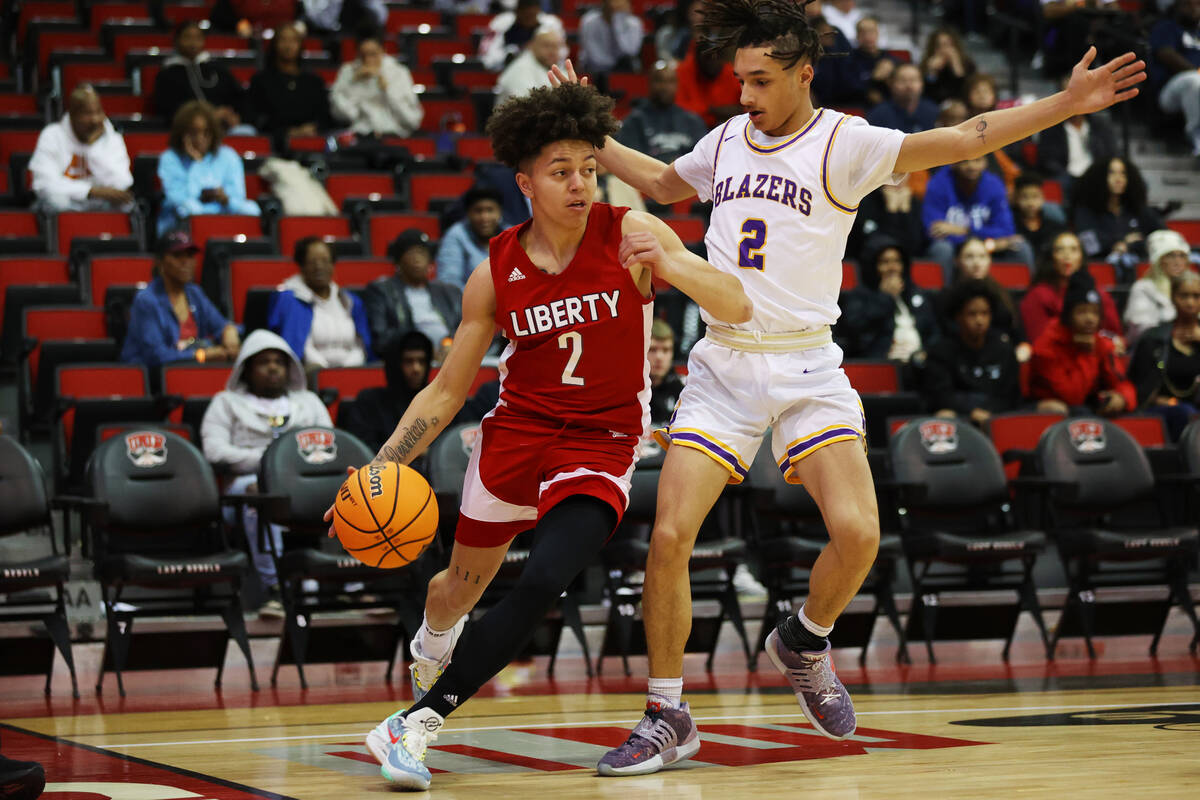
left=454, top=412, right=638, bottom=548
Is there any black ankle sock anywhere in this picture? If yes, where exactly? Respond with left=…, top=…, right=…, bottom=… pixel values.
left=777, top=614, right=828, bottom=653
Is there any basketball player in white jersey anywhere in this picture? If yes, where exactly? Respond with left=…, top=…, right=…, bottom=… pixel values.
left=551, top=0, right=1146, bottom=775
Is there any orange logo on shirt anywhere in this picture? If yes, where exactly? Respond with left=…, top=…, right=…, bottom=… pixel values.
left=64, top=154, right=91, bottom=179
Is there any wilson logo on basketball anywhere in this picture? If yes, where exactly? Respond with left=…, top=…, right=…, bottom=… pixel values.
left=1068, top=421, right=1106, bottom=453
left=919, top=420, right=958, bottom=454
left=125, top=432, right=167, bottom=468
left=368, top=465, right=385, bottom=499
left=296, top=429, right=337, bottom=464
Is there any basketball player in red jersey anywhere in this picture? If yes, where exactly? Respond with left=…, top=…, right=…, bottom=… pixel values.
left=340, top=83, right=752, bottom=790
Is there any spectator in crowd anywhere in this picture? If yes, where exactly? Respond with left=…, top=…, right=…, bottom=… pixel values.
left=836, top=236, right=941, bottom=363
left=1020, top=230, right=1123, bottom=343
left=922, top=278, right=1022, bottom=425
left=616, top=60, right=708, bottom=166
left=1029, top=271, right=1136, bottom=416
left=436, top=184, right=505, bottom=289
left=1150, top=0, right=1200, bottom=157
left=867, top=63, right=939, bottom=133
left=919, top=27, right=976, bottom=104
left=1129, top=269, right=1200, bottom=439
left=1072, top=156, right=1162, bottom=272
left=1036, top=105, right=1120, bottom=185
left=29, top=84, right=133, bottom=212
left=299, top=0, right=388, bottom=36
left=922, top=156, right=1033, bottom=282
left=847, top=16, right=896, bottom=109
left=268, top=236, right=372, bottom=370
left=248, top=22, right=332, bottom=152
left=655, top=0, right=701, bottom=61
left=157, top=101, right=262, bottom=236
left=341, top=330, right=433, bottom=453
left=153, top=21, right=248, bottom=133
left=201, top=329, right=332, bottom=617
left=823, top=0, right=865, bottom=45
left=480, top=0, right=565, bottom=72
left=847, top=182, right=927, bottom=263
left=964, top=72, right=999, bottom=117
left=1012, top=170, right=1068, bottom=258
left=578, top=0, right=644, bottom=76
left=330, top=26, right=423, bottom=138
left=648, top=319, right=686, bottom=425
left=811, top=15, right=865, bottom=107
left=496, top=25, right=564, bottom=104
left=121, top=231, right=240, bottom=367
left=946, top=235, right=1030, bottom=358
left=364, top=229, right=463, bottom=361
left=675, top=38, right=743, bottom=127
left=1124, top=228, right=1196, bottom=343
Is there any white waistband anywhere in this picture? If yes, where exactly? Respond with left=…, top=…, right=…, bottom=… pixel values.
left=704, top=325, right=833, bottom=353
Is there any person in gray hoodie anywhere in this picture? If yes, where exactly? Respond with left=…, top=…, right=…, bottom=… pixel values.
left=200, top=329, right=332, bottom=615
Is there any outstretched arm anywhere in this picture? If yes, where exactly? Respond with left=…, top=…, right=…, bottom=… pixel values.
left=894, top=48, right=1144, bottom=174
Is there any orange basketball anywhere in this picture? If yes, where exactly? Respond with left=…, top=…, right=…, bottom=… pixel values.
left=333, top=462, right=438, bottom=568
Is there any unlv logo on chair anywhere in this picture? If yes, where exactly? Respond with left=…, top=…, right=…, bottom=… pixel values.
left=296, top=429, right=337, bottom=464
left=1068, top=421, right=1106, bottom=453
left=919, top=420, right=959, bottom=454
left=125, top=432, right=167, bottom=467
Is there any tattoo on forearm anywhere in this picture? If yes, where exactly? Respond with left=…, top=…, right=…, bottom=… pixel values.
left=372, top=416, right=439, bottom=464
left=975, top=118, right=988, bottom=145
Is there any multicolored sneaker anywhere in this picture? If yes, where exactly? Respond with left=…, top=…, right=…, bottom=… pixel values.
left=380, top=707, right=443, bottom=790
left=596, top=701, right=700, bottom=776
left=765, top=627, right=856, bottom=740
left=365, top=709, right=405, bottom=766
left=410, top=614, right=467, bottom=702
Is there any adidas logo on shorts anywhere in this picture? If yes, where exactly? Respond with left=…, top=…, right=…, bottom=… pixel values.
left=507, top=267, right=526, bottom=282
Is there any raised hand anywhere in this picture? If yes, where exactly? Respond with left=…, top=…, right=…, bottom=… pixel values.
left=1064, top=47, right=1146, bottom=116
left=548, top=58, right=588, bottom=88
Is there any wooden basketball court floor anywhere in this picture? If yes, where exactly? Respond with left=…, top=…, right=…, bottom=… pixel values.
left=3, top=618, right=1198, bottom=799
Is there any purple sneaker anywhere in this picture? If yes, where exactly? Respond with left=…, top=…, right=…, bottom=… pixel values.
left=596, top=701, right=700, bottom=776
left=765, top=628, right=856, bottom=740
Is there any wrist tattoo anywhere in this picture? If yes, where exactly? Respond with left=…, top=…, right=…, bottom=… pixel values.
left=372, top=416, right=439, bottom=464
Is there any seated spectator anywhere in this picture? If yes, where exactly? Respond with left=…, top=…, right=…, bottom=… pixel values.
left=578, top=0, right=644, bottom=77
left=847, top=182, right=927, bottom=263
left=1124, top=228, right=1196, bottom=343
left=922, top=278, right=1022, bottom=425
left=268, top=236, right=372, bottom=370
left=1036, top=106, right=1119, bottom=185
left=836, top=236, right=941, bottom=362
left=648, top=319, right=685, bottom=425
left=1012, top=170, right=1068, bottom=258
left=330, top=26, right=423, bottom=138
left=121, top=231, right=241, bottom=367
left=902, top=98, right=967, bottom=201
left=1020, top=230, right=1123, bottom=344
left=157, top=101, right=262, bottom=236
left=867, top=63, right=939, bottom=133
left=824, top=0, right=865, bottom=45
left=1029, top=271, right=1136, bottom=416
left=946, top=235, right=1030, bottom=358
left=480, top=0, right=565, bottom=72
left=201, top=329, right=332, bottom=616
left=616, top=60, right=708, bottom=168
left=153, top=21, right=248, bottom=133
left=923, top=157, right=1033, bottom=283
left=436, top=184, right=505, bottom=290
left=496, top=25, right=563, bottom=104
left=29, top=85, right=133, bottom=212
left=847, top=16, right=896, bottom=109
left=341, top=330, right=433, bottom=453
left=675, top=40, right=743, bottom=127
left=1072, top=156, right=1162, bottom=275
left=248, top=22, right=333, bottom=153
left=812, top=15, right=866, bottom=107
left=299, top=0, right=387, bottom=37
left=919, top=27, right=976, bottom=104
left=364, top=229, right=463, bottom=361
left=964, top=72, right=998, bottom=117
left=1129, top=270, right=1200, bottom=439
left=1150, top=0, right=1200, bottom=157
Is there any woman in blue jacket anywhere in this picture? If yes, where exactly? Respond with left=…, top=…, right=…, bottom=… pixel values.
left=157, top=100, right=261, bottom=236
left=268, top=236, right=372, bottom=369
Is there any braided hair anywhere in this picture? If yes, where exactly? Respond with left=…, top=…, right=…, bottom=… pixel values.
left=698, top=0, right=824, bottom=69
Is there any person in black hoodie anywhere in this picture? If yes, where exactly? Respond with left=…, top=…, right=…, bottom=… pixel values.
left=153, top=21, right=248, bottom=132
left=836, top=235, right=940, bottom=365
left=921, top=278, right=1022, bottom=425
left=341, top=330, right=433, bottom=458
left=247, top=22, right=332, bottom=152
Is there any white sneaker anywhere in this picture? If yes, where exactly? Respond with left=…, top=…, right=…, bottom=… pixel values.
left=410, top=614, right=467, bottom=702
left=381, top=707, right=443, bottom=790
left=731, top=563, right=767, bottom=598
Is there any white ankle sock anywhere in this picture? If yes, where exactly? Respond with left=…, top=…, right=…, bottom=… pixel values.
left=412, top=615, right=456, bottom=661
left=647, top=677, right=683, bottom=709
left=799, top=604, right=834, bottom=638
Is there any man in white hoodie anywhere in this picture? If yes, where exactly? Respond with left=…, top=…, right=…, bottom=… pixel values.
left=29, top=85, right=134, bottom=212
left=201, top=329, right=332, bottom=616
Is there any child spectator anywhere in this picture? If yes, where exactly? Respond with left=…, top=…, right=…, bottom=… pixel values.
left=1012, top=171, right=1068, bottom=258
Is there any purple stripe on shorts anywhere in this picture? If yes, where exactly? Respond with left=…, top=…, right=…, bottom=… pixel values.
left=669, top=430, right=748, bottom=478
left=786, top=427, right=861, bottom=461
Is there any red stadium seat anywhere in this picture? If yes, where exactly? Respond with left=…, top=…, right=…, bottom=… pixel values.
left=842, top=361, right=900, bottom=393
left=87, top=255, right=153, bottom=306
left=120, top=131, right=170, bottom=158
left=19, top=2, right=80, bottom=39
left=419, top=99, right=476, bottom=134
left=223, top=135, right=273, bottom=158
left=386, top=8, right=441, bottom=32
left=0, top=95, right=39, bottom=114
left=23, top=307, right=108, bottom=390
left=415, top=38, right=473, bottom=64
left=277, top=216, right=353, bottom=256
left=1087, top=262, right=1117, bottom=290
left=89, top=3, right=148, bottom=32
left=1135, top=261, right=1152, bottom=280
left=841, top=261, right=859, bottom=289
left=55, top=211, right=134, bottom=255
left=1166, top=219, right=1200, bottom=243
left=0, top=257, right=70, bottom=330
left=409, top=173, right=474, bottom=212
left=325, top=173, right=399, bottom=209
left=34, top=30, right=100, bottom=77
left=228, top=258, right=295, bottom=323
left=369, top=214, right=441, bottom=257
left=454, top=13, right=493, bottom=39
left=0, top=131, right=42, bottom=163
left=456, top=136, right=494, bottom=162
left=990, top=262, right=1031, bottom=289
left=111, top=31, right=173, bottom=65
left=449, top=69, right=498, bottom=92
left=56, top=363, right=149, bottom=450
left=287, top=134, right=327, bottom=153
left=95, top=93, right=149, bottom=115
left=335, top=258, right=393, bottom=289
left=315, top=365, right=386, bottom=422
left=987, top=412, right=1066, bottom=480
left=0, top=211, right=42, bottom=239
left=1113, top=415, right=1167, bottom=448
left=910, top=260, right=944, bottom=289
left=163, top=2, right=210, bottom=25
left=161, top=362, right=233, bottom=425
left=189, top=213, right=262, bottom=253
left=1042, top=179, right=1064, bottom=205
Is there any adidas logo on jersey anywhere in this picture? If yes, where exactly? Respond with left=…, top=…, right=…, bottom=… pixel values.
left=507, top=267, right=526, bottom=282
left=443, top=693, right=459, bottom=707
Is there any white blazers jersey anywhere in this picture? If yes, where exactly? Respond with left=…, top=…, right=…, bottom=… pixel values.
left=674, top=110, right=906, bottom=333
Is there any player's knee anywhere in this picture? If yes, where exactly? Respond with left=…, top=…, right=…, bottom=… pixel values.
left=647, top=519, right=698, bottom=567
left=827, top=508, right=880, bottom=566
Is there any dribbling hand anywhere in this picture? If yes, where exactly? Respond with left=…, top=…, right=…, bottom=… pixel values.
left=548, top=59, right=588, bottom=88
left=324, top=465, right=358, bottom=538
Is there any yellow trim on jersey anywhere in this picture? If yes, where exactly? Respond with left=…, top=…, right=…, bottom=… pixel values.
left=742, top=108, right=825, bottom=154
left=821, top=115, right=858, bottom=215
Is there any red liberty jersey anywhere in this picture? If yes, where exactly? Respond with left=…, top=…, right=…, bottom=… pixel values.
left=489, top=202, right=653, bottom=437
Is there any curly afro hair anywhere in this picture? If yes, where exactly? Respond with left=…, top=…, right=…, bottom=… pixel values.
left=485, top=83, right=619, bottom=170
left=699, top=0, right=823, bottom=70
